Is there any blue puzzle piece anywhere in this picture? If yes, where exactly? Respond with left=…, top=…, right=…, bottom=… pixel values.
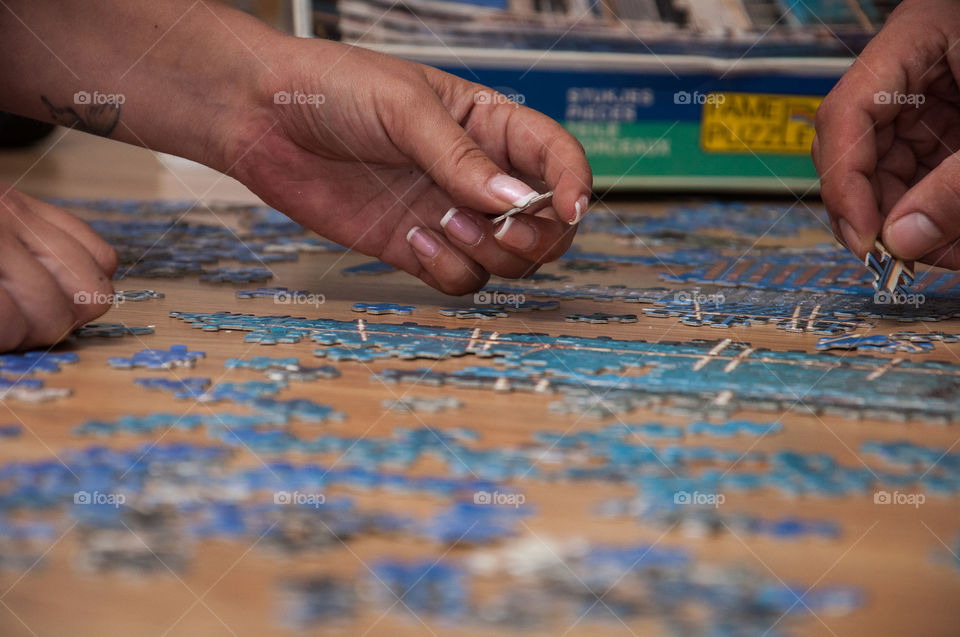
left=0, top=377, right=45, bottom=390
left=352, top=302, right=416, bottom=315
left=236, top=286, right=308, bottom=299
left=116, top=289, right=164, bottom=301
left=225, top=356, right=301, bottom=370
left=0, top=351, right=78, bottom=374
left=134, top=377, right=211, bottom=393
left=865, top=241, right=914, bottom=297
left=108, top=345, right=205, bottom=369
left=314, top=348, right=389, bottom=362
left=439, top=308, right=509, bottom=320
left=74, top=323, right=155, bottom=338
left=0, top=424, right=22, bottom=438
left=566, top=312, right=639, bottom=324
left=341, top=261, right=396, bottom=276
left=199, top=267, right=273, bottom=284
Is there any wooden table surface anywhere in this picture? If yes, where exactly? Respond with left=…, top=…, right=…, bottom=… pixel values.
left=0, top=129, right=957, bottom=637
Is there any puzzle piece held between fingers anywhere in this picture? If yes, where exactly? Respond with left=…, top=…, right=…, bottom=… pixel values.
left=490, top=190, right=555, bottom=225
left=865, top=241, right=914, bottom=297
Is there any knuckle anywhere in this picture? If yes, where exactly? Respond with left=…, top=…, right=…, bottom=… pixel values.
left=537, top=226, right=577, bottom=263
left=75, top=302, right=109, bottom=325
left=441, top=271, right=489, bottom=296
left=0, top=306, right=27, bottom=353
left=447, top=136, right=487, bottom=173
left=73, top=281, right=114, bottom=323
left=378, top=73, right=430, bottom=121
left=818, top=176, right=844, bottom=209
left=0, top=194, right=26, bottom=228
left=932, top=157, right=960, bottom=207
left=30, top=311, right=76, bottom=349
left=814, top=95, right=837, bottom=131
left=569, top=135, right=587, bottom=157
left=67, top=268, right=115, bottom=317
left=93, top=239, right=119, bottom=275
left=488, top=261, right=536, bottom=279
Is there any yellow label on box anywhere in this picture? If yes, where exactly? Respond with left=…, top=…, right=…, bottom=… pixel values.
left=700, top=92, right=822, bottom=154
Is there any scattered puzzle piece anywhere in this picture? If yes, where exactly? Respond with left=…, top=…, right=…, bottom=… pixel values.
left=0, top=424, right=21, bottom=437
left=439, top=308, right=509, bottom=320
left=116, top=289, right=165, bottom=301
left=382, top=396, right=463, bottom=413
left=225, top=356, right=301, bottom=370
left=560, top=259, right=613, bottom=273
left=236, top=286, right=307, bottom=300
left=74, top=323, right=155, bottom=338
left=0, top=351, right=78, bottom=374
left=341, top=261, right=396, bottom=276
left=817, top=334, right=934, bottom=353
left=565, top=312, right=638, bottom=324
left=352, top=302, right=416, bottom=315
left=0, top=377, right=71, bottom=402
left=199, top=267, right=273, bottom=284
left=134, top=377, right=211, bottom=393
left=108, top=345, right=205, bottom=370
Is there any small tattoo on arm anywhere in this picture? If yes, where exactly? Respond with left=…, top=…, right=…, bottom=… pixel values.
left=40, top=95, right=120, bottom=137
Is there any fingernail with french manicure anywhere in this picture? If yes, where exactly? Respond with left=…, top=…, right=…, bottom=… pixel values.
left=488, top=174, right=539, bottom=208
left=571, top=194, right=589, bottom=225
left=494, top=216, right=537, bottom=251
left=406, top=226, right=440, bottom=258
left=440, top=208, right=483, bottom=246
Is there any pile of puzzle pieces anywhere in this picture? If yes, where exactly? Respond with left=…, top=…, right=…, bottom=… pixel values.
left=165, top=310, right=960, bottom=423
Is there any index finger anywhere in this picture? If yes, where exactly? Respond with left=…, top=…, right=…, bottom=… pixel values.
left=461, top=92, right=592, bottom=226
left=502, top=105, right=593, bottom=225
left=814, top=8, right=946, bottom=258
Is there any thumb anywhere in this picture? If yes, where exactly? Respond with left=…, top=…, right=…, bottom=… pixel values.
left=883, top=152, right=960, bottom=262
left=391, top=93, right=540, bottom=214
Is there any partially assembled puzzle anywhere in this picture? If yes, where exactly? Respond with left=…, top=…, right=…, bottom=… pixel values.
left=0, top=197, right=956, bottom=636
